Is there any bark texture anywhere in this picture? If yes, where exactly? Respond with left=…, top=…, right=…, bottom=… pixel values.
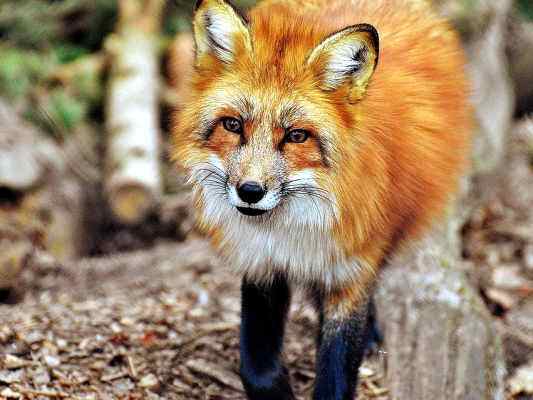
left=507, top=15, right=533, bottom=117
left=0, top=100, right=88, bottom=288
left=105, top=0, right=164, bottom=225
left=0, top=100, right=51, bottom=191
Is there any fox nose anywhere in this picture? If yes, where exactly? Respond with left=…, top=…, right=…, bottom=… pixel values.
left=237, top=181, right=265, bottom=204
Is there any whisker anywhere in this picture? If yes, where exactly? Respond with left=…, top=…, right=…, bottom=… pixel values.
left=283, top=185, right=336, bottom=216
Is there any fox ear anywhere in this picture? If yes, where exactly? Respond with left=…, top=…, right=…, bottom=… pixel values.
left=307, top=24, right=379, bottom=101
left=193, top=0, right=252, bottom=65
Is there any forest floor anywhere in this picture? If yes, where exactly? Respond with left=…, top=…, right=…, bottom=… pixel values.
left=0, top=239, right=388, bottom=400
left=1, top=121, right=532, bottom=400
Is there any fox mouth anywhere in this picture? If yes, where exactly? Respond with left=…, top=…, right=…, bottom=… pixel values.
left=236, top=206, right=269, bottom=216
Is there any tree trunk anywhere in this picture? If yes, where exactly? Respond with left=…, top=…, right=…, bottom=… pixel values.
left=507, top=14, right=533, bottom=117
left=104, top=0, right=164, bottom=225
left=374, top=1, right=513, bottom=398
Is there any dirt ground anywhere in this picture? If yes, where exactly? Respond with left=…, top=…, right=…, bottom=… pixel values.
left=0, top=239, right=388, bottom=400
left=0, top=221, right=532, bottom=400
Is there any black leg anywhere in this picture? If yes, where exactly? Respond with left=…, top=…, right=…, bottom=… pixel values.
left=240, top=274, right=294, bottom=400
left=313, top=292, right=371, bottom=400
left=365, top=297, right=383, bottom=356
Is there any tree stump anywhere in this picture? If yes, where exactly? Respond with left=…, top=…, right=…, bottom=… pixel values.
left=0, top=100, right=88, bottom=289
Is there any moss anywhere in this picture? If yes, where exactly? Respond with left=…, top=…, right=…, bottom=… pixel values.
left=0, top=42, right=104, bottom=136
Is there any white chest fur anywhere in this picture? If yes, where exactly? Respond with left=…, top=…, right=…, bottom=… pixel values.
left=214, top=212, right=363, bottom=290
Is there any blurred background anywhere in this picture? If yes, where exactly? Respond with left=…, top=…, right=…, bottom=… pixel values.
left=0, top=0, right=532, bottom=399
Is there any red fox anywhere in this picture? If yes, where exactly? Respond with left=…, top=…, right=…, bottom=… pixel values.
left=172, top=0, right=472, bottom=398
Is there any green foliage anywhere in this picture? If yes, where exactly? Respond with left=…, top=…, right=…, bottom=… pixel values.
left=53, top=44, right=90, bottom=64
left=0, top=1, right=112, bottom=137
left=0, top=42, right=102, bottom=129
left=0, top=47, right=54, bottom=100
left=48, top=89, right=87, bottom=132
left=0, top=1, right=69, bottom=48
left=164, top=12, right=192, bottom=35
left=24, top=88, right=88, bottom=138
left=517, top=0, right=533, bottom=21
left=1, top=0, right=259, bottom=137
left=0, top=0, right=118, bottom=51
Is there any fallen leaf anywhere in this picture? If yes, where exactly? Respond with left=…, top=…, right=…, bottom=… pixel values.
left=138, top=373, right=159, bottom=389
left=3, top=355, right=30, bottom=369
left=508, top=362, right=533, bottom=395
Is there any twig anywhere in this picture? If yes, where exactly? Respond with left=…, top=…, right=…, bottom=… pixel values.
left=13, top=386, right=69, bottom=398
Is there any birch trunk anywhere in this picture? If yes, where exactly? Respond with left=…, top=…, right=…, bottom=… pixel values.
left=105, top=0, right=164, bottom=225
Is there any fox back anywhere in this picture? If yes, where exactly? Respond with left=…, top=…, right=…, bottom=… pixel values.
left=172, top=0, right=472, bottom=294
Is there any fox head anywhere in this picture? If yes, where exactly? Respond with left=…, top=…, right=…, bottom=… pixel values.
left=173, top=0, right=379, bottom=231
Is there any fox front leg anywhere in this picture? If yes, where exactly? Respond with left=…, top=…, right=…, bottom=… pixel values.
left=313, top=290, right=371, bottom=400
left=239, top=275, right=295, bottom=400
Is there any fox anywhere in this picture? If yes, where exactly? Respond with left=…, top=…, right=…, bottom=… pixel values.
left=171, top=0, right=472, bottom=398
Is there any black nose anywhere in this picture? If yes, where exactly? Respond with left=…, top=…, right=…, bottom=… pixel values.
left=237, top=181, right=265, bottom=204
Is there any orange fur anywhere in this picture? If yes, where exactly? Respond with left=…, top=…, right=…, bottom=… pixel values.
left=171, top=0, right=472, bottom=298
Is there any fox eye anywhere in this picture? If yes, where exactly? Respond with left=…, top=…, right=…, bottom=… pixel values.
left=221, top=117, right=243, bottom=134
left=286, top=129, right=309, bottom=144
